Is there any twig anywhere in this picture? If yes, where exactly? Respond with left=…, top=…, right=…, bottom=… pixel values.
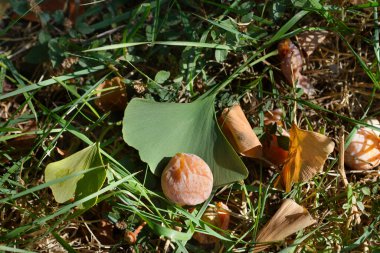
left=81, top=217, right=103, bottom=246
left=337, top=127, right=349, bottom=187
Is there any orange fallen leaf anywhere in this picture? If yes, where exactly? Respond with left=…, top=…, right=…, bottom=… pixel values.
left=253, top=199, right=316, bottom=252
left=262, top=109, right=290, bottom=166
left=219, top=105, right=262, bottom=158
left=275, top=124, right=335, bottom=192
left=262, top=130, right=290, bottom=166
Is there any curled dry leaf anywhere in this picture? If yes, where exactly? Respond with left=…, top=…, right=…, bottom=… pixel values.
left=219, top=104, right=262, bottom=158
left=278, top=39, right=315, bottom=96
left=296, top=30, right=329, bottom=57
left=0, top=0, right=10, bottom=20
left=253, top=199, right=316, bottom=252
left=95, top=77, right=128, bottom=112
left=345, top=119, right=380, bottom=170
left=16, top=0, right=84, bottom=23
left=349, top=0, right=367, bottom=4
left=161, top=153, right=213, bottom=206
left=2, top=120, right=37, bottom=163
left=193, top=202, right=230, bottom=244
left=262, top=130, right=290, bottom=166
left=275, top=124, right=335, bottom=192
left=262, top=109, right=290, bottom=166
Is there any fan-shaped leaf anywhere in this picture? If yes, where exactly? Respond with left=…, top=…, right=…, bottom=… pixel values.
left=45, top=143, right=106, bottom=209
left=122, top=96, right=248, bottom=187
left=275, top=124, right=335, bottom=192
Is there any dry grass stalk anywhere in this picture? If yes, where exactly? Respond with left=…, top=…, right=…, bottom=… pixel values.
left=338, top=127, right=349, bottom=187
left=253, top=199, right=316, bottom=252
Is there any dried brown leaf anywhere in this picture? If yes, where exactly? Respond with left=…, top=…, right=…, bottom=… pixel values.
left=278, top=39, right=315, bottom=96
left=253, top=199, right=316, bottom=252
left=296, top=30, right=329, bottom=57
left=262, top=109, right=290, bottom=166
left=275, top=124, right=335, bottom=192
left=349, top=0, right=367, bottom=4
left=219, top=105, right=262, bottom=158
left=95, top=77, right=128, bottom=112
left=0, top=0, right=10, bottom=20
left=264, top=108, right=284, bottom=127
left=16, top=0, right=84, bottom=22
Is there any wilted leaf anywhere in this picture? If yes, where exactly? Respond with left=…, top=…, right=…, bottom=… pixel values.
left=264, top=108, right=284, bottom=127
left=0, top=0, right=10, bottom=20
left=219, top=105, right=262, bottom=158
left=122, top=96, right=248, bottom=187
left=275, top=124, right=335, bottom=192
left=349, top=0, right=367, bottom=4
left=262, top=109, right=289, bottom=166
left=11, top=0, right=83, bottom=23
left=45, top=143, right=106, bottom=209
left=296, top=30, right=329, bottom=57
left=95, top=77, right=128, bottom=112
left=278, top=39, right=315, bottom=96
left=254, top=199, right=316, bottom=252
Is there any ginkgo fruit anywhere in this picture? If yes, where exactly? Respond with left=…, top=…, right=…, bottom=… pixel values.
left=345, top=119, right=380, bottom=170
left=161, top=153, right=213, bottom=206
left=193, top=202, right=230, bottom=244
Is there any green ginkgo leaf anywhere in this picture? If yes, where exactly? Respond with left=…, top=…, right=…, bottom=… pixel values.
left=122, top=95, right=248, bottom=187
left=45, top=143, right=106, bottom=209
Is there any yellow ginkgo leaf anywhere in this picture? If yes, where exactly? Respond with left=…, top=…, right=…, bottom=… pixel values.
left=275, top=124, right=335, bottom=192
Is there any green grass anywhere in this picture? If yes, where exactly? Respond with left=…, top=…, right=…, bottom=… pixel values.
left=1, top=0, right=380, bottom=252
